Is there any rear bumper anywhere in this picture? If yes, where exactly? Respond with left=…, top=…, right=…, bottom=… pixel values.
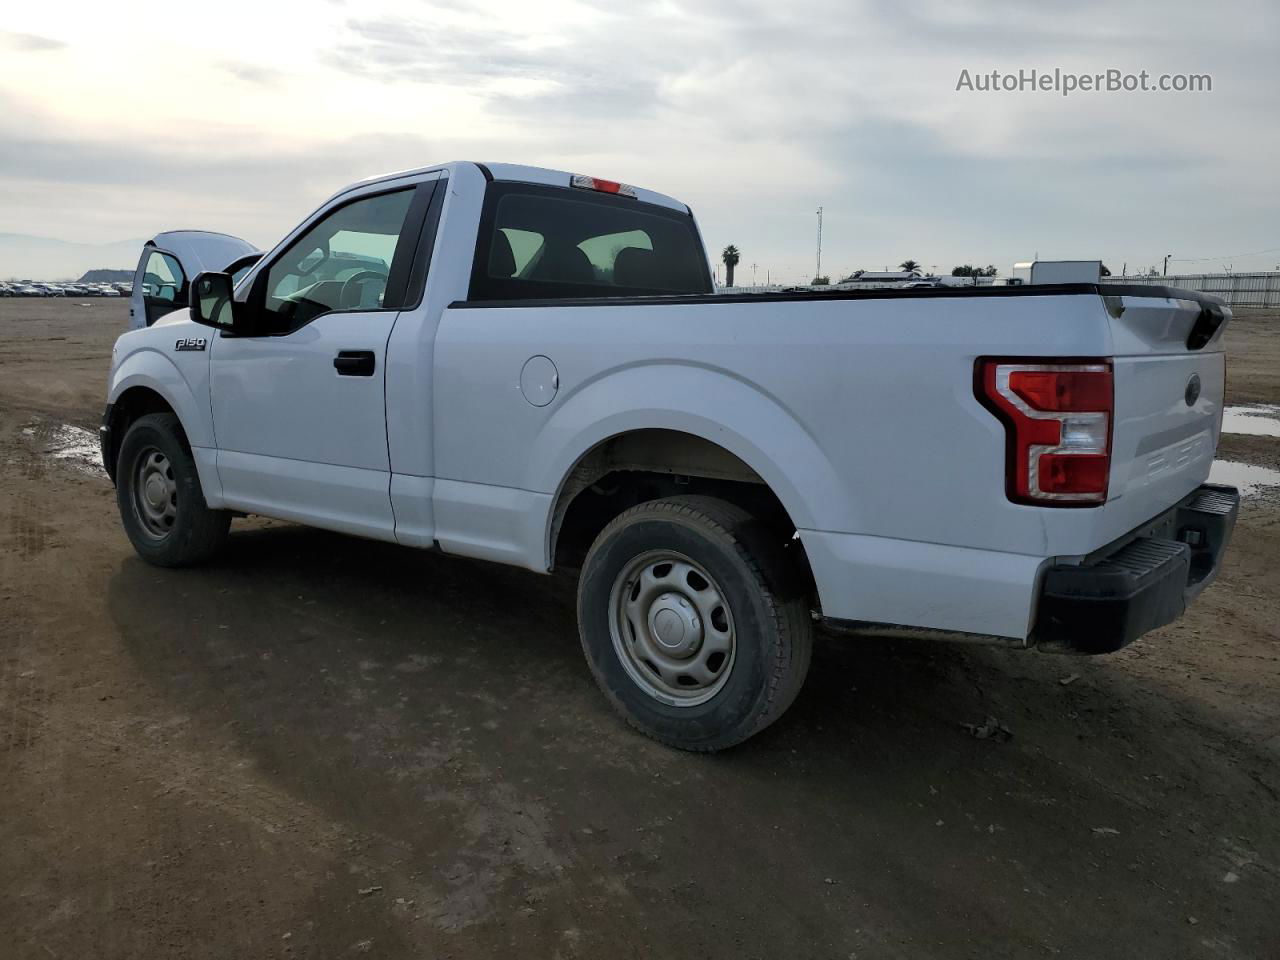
left=1031, top=483, right=1239, bottom=654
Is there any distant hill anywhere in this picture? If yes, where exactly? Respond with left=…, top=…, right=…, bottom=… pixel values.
left=79, top=268, right=134, bottom=283
left=0, top=233, right=144, bottom=281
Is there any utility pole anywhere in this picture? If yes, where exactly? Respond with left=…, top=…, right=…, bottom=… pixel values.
left=815, top=207, right=823, bottom=281
left=1163, top=253, right=1172, bottom=277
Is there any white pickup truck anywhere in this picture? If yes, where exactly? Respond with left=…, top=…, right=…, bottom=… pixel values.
left=102, top=161, right=1239, bottom=750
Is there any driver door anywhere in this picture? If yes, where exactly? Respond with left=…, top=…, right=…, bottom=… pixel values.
left=209, top=183, right=432, bottom=541
left=135, top=249, right=186, bottom=328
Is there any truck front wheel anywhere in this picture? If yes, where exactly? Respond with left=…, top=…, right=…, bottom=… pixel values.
left=116, top=412, right=230, bottom=567
left=577, top=495, right=813, bottom=751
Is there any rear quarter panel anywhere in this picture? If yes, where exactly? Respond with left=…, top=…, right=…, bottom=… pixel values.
left=431, top=293, right=1126, bottom=565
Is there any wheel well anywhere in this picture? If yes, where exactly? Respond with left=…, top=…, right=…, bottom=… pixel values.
left=105, top=387, right=178, bottom=481
left=550, top=430, right=815, bottom=601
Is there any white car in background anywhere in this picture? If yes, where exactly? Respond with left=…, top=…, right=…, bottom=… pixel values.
left=130, top=231, right=260, bottom=329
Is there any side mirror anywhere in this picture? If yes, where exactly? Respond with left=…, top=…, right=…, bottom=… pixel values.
left=190, top=271, right=244, bottom=332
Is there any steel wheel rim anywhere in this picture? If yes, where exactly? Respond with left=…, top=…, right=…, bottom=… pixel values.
left=132, top=446, right=178, bottom=540
left=608, top=550, right=737, bottom=707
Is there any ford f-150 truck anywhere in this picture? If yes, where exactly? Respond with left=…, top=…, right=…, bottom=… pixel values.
left=101, top=161, right=1239, bottom=751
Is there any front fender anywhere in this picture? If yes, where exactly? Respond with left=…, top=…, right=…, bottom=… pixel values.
left=526, top=361, right=853, bottom=549
left=107, top=347, right=213, bottom=448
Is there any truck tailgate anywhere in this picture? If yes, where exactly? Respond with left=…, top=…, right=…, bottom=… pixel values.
left=1104, top=294, right=1228, bottom=538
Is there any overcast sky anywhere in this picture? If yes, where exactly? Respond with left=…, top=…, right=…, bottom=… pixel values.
left=2, top=0, right=1277, bottom=282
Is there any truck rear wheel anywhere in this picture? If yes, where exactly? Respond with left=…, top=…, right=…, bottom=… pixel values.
left=116, top=412, right=230, bottom=567
left=577, top=495, right=812, bottom=751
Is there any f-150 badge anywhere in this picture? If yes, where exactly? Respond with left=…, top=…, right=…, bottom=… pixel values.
left=175, top=338, right=207, bottom=352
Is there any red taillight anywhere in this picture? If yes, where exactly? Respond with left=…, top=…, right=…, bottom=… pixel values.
left=976, top=359, right=1114, bottom=506
left=1008, top=369, right=1112, bottom=412
left=570, top=173, right=637, bottom=197
left=1038, top=453, right=1110, bottom=493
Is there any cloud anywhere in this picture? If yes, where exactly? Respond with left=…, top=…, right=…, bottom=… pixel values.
left=325, top=19, right=581, bottom=87
left=0, top=116, right=458, bottom=247
left=220, top=61, right=284, bottom=86
left=2, top=30, right=67, bottom=51
left=1, top=0, right=1278, bottom=278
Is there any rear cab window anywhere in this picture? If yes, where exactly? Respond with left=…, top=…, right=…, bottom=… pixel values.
left=468, top=183, right=711, bottom=301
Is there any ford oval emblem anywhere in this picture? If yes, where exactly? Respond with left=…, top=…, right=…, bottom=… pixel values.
left=1185, top=373, right=1201, bottom=407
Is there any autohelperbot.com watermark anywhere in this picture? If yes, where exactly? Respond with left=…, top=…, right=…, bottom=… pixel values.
left=956, top=68, right=1212, bottom=96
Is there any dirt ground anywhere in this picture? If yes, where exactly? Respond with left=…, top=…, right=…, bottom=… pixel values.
left=2, top=298, right=1278, bottom=959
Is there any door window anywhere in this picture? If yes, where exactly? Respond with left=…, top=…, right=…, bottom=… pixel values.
left=141, top=251, right=184, bottom=304
left=260, top=189, right=415, bottom=333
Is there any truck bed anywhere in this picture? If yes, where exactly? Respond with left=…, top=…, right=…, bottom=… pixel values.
left=432, top=284, right=1228, bottom=639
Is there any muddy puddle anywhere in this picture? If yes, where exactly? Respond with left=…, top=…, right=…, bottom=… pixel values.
left=1221, top=404, right=1280, bottom=439
left=21, top=421, right=106, bottom=477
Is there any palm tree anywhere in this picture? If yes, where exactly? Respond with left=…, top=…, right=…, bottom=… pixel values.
left=722, top=245, right=741, bottom=287
left=899, top=259, right=921, bottom=274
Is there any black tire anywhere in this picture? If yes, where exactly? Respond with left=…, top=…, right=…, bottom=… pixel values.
left=577, top=495, right=813, bottom=751
left=116, top=412, right=230, bottom=567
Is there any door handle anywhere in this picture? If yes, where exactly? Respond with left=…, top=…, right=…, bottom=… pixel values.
left=334, top=350, right=376, bottom=377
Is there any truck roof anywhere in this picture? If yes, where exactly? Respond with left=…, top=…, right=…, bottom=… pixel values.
left=146, top=231, right=259, bottom=274
left=340, top=161, right=691, bottom=214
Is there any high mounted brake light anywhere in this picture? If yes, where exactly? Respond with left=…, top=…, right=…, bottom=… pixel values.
left=976, top=359, right=1114, bottom=506
left=570, top=174, right=637, bottom=197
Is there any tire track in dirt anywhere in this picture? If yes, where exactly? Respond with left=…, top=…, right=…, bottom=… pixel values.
left=4, top=695, right=575, bottom=939
left=0, top=442, right=377, bottom=841
left=0, top=422, right=53, bottom=764
left=8, top=696, right=404, bottom=863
